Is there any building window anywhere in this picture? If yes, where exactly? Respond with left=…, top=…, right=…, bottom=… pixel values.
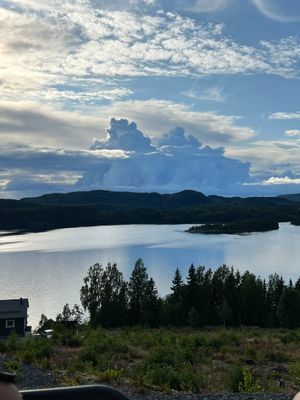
left=6, top=320, right=15, bottom=329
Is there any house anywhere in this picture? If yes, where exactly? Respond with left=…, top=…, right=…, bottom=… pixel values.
left=0, top=298, right=30, bottom=337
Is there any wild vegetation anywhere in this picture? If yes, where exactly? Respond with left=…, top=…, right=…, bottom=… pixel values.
left=3, top=259, right=300, bottom=393
left=3, top=325, right=300, bottom=393
left=5, top=259, right=300, bottom=393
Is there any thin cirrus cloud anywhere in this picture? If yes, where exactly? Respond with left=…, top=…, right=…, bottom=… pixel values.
left=172, top=0, right=231, bottom=13
left=182, top=86, right=227, bottom=103
left=250, top=0, right=300, bottom=22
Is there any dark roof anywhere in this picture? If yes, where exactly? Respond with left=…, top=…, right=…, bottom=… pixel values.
left=0, top=298, right=29, bottom=319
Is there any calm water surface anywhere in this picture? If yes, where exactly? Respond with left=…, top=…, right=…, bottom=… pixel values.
left=0, top=223, right=299, bottom=327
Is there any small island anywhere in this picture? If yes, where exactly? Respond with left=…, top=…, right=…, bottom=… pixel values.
left=187, top=219, right=279, bottom=234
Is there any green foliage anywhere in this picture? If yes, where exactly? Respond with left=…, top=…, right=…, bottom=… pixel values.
left=238, top=367, right=261, bottom=393
left=4, top=359, right=21, bottom=373
left=227, top=365, right=244, bottom=392
left=136, top=344, right=206, bottom=392
left=277, top=288, right=300, bottom=328
left=289, top=360, right=300, bottom=385
left=78, top=257, right=300, bottom=329
left=80, top=262, right=127, bottom=327
left=97, top=368, right=125, bottom=384
left=2, top=326, right=300, bottom=393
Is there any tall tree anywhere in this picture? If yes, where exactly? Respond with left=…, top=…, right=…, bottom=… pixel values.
left=171, top=267, right=184, bottom=302
left=186, top=263, right=197, bottom=312
left=80, top=263, right=104, bottom=326
left=239, top=272, right=267, bottom=326
left=80, top=262, right=126, bottom=327
left=266, top=274, right=285, bottom=327
left=128, top=258, right=149, bottom=325
left=142, top=278, right=161, bottom=327
left=277, top=288, right=300, bottom=328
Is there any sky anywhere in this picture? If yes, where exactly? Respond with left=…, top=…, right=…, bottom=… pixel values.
left=1, top=0, right=300, bottom=198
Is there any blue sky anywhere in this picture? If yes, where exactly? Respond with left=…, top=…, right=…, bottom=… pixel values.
left=1, top=0, right=300, bottom=198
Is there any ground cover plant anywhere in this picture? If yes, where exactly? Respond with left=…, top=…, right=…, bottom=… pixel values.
left=2, top=259, right=300, bottom=394
left=2, top=327, right=300, bottom=394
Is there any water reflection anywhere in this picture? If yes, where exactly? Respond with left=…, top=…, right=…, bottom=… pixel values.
left=0, top=223, right=298, bottom=327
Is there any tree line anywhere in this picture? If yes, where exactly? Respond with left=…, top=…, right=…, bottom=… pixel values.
left=79, top=259, right=300, bottom=329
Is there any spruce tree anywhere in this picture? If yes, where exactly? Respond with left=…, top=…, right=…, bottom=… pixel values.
left=171, top=267, right=184, bottom=302
left=128, top=258, right=149, bottom=325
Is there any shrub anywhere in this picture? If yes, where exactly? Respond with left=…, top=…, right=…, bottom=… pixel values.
left=227, top=364, right=244, bottom=392
left=238, top=367, right=261, bottom=393
left=4, top=359, right=21, bottom=373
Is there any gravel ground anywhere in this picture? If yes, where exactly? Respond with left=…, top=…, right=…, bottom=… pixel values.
left=123, top=387, right=294, bottom=400
left=0, top=355, right=58, bottom=390
left=0, top=355, right=295, bottom=400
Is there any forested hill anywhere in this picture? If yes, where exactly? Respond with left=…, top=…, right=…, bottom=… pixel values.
left=0, top=189, right=299, bottom=232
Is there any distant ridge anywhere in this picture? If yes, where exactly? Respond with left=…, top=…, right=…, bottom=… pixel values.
left=278, top=193, right=300, bottom=203
left=21, top=189, right=210, bottom=209
left=0, top=188, right=298, bottom=232
left=21, top=188, right=293, bottom=208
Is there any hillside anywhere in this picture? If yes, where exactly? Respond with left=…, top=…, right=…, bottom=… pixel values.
left=0, top=189, right=299, bottom=232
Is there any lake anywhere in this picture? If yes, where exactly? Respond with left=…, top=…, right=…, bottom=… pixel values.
left=0, top=222, right=299, bottom=328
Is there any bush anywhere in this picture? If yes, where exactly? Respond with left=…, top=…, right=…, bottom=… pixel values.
left=227, top=364, right=244, bottom=392
left=4, top=359, right=21, bottom=373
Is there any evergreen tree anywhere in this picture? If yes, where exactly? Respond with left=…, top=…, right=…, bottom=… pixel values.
left=277, top=288, right=300, bottom=328
left=266, top=274, right=285, bottom=327
left=186, top=263, right=197, bottom=311
left=171, top=267, right=184, bottom=302
left=211, top=265, right=230, bottom=324
left=143, top=278, right=161, bottom=327
left=223, top=268, right=240, bottom=326
left=128, top=258, right=149, bottom=325
left=239, top=272, right=267, bottom=326
left=219, top=299, right=234, bottom=328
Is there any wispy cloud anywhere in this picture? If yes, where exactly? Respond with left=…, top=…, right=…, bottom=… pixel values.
left=174, top=0, right=231, bottom=13
left=262, top=176, right=300, bottom=185
left=182, top=86, right=227, bottom=102
left=285, top=130, right=300, bottom=137
left=0, top=101, right=102, bottom=148
left=251, top=0, right=300, bottom=22
left=226, top=140, right=300, bottom=178
left=269, top=112, right=300, bottom=120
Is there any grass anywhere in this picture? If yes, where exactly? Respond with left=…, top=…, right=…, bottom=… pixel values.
left=2, top=327, right=300, bottom=393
